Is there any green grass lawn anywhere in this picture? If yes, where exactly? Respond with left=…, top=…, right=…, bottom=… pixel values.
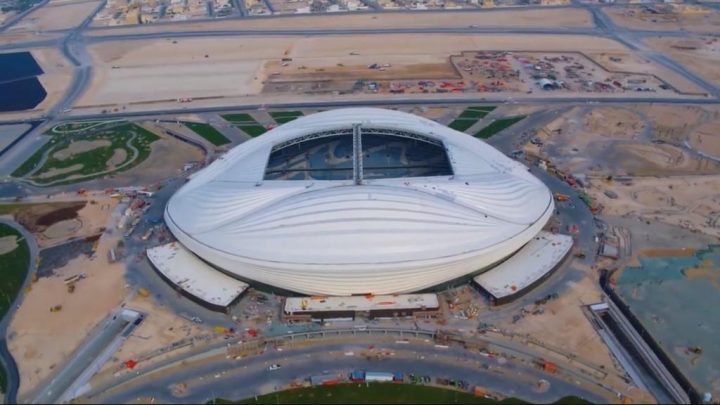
left=210, top=384, right=592, bottom=405
left=221, top=113, right=257, bottom=123
left=221, top=113, right=267, bottom=137
left=182, top=122, right=231, bottom=146
left=0, top=223, right=31, bottom=395
left=447, top=107, right=497, bottom=133
left=240, top=125, right=268, bottom=137
left=458, top=106, right=496, bottom=119
left=12, top=122, right=160, bottom=184
left=448, top=118, right=479, bottom=132
left=270, top=111, right=303, bottom=124
left=474, top=116, right=526, bottom=139
left=0, top=204, right=23, bottom=216
left=0, top=223, right=30, bottom=323
left=51, top=120, right=122, bottom=134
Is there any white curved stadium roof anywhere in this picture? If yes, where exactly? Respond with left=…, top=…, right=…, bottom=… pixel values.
left=165, top=108, right=554, bottom=296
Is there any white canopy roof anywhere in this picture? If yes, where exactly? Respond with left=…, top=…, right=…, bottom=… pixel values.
left=165, top=108, right=554, bottom=295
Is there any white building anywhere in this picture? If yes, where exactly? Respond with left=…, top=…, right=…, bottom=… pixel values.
left=163, top=108, right=554, bottom=296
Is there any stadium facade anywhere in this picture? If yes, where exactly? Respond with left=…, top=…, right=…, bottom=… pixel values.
left=164, top=108, right=554, bottom=296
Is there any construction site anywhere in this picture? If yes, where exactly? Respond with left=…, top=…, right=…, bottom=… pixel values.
left=3, top=97, right=720, bottom=405
left=4, top=0, right=720, bottom=400
left=262, top=50, right=694, bottom=98
left=605, top=3, right=720, bottom=33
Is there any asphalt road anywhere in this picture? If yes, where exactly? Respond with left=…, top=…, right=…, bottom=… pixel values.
left=91, top=341, right=609, bottom=404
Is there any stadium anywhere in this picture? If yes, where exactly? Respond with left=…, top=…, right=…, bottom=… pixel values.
left=156, top=108, right=561, bottom=300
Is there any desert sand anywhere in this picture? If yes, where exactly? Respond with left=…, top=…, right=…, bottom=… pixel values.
left=688, top=120, right=720, bottom=159
left=502, top=274, right=607, bottom=367
left=530, top=105, right=720, bottom=176
left=32, top=47, right=74, bottom=110
left=645, top=36, right=720, bottom=87
left=77, top=34, right=703, bottom=111
left=588, top=50, right=707, bottom=95
left=98, top=294, right=206, bottom=375
left=605, top=4, right=720, bottom=33
left=588, top=175, right=720, bottom=238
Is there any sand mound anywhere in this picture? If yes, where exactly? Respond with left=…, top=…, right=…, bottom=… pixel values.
left=42, top=218, right=83, bottom=239
left=107, top=148, right=127, bottom=168
left=14, top=202, right=87, bottom=233
left=0, top=235, right=18, bottom=255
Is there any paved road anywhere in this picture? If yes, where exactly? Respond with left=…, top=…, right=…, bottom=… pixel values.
left=89, top=341, right=609, bottom=404
left=0, top=219, right=39, bottom=405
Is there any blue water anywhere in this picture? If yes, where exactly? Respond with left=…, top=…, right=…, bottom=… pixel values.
left=0, top=52, right=44, bottom=83
left=0, top=52, right=47, bottom=112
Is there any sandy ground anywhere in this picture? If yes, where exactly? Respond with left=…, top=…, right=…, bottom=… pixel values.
left=8, top=0, right=101, bottom=32
left=500, top=273, right=609, bottom=367
left=688, top=119, right=720, bottom=159
left=34, top=198, right=112, bottom=247
left=494, top=270, right=655, bottom=403
left=527, top=106, right=646, bottom=173
left=107, top=148, right=127, bottom=167
left=588, top=175, right=720, bottom=238
left=0, top=235, right=18, bottom=254
left=85, top=8, right=593, bottom=36
left=639, top=104, right=713, bottom=131
left=32, top=47, right=74, bottom=112
left=8, top=197, right=126, bottom=397
left=604, top=4, right=720, bottom=32
left=529, top=105, right=720, bottom=176
left=98, top=295, right=206, bottom=375
left=41, top=218, right=82, bottom=239
left=77, top=34, right=700, bottom=111
left=645, top=36, right=720, bottom=87
left=587, top=50, right=706, bottom=95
